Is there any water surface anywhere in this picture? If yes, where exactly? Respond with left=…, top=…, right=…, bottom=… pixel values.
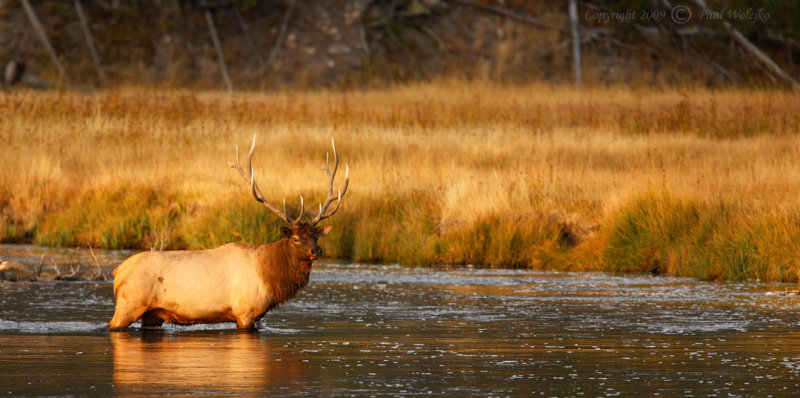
left=2, top=244, right=800, bottom=396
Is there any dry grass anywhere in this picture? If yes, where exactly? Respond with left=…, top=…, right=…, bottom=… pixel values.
left=2, top=82, right=800, bottom=280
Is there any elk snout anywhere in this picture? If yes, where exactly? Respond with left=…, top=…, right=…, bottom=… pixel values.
left=310, top=247, right=323, bottom=259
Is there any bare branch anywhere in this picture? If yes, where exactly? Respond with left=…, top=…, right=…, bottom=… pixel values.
left=689, top=0, right=800, bottom=91
left=86, top=244, right=107, bottom=281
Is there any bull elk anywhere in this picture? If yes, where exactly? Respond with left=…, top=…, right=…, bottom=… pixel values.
left=107, top=136, right=348, bottom=330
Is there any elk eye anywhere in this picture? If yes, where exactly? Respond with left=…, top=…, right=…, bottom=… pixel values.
left=292, top=237, right=300, bottom=244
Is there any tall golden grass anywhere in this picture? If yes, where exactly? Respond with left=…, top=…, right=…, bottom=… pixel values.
left=2, top=82, right=800, bottom=280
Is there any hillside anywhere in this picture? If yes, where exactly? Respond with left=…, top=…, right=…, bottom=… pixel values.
left=1, top=0, right=798, bottom=89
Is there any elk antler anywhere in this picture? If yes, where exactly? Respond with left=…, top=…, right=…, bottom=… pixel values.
left=229, top=135, right=305, bottom=225
left=310, top=137, right=349, bottom=226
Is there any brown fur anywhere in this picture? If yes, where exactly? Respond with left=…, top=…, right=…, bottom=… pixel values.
left=107, top=223, right=329, bottom=330
left=259, top=241, right=311, bottom=309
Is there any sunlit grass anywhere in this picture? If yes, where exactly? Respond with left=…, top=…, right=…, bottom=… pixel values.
left=1, top=82, right=799, bottom=280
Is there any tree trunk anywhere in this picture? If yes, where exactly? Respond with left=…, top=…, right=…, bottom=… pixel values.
left=569, top=0, right=581, bottom=89
left=74, top=0, right=107, bottom=87
left=20, top=0, right=69, bottom=85
left=267, top=0, right=296, bottom=67
left=204, top=8, right=233, bottom=93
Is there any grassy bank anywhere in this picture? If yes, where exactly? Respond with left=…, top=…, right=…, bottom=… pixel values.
left=2, top=82, right=800, bottom=281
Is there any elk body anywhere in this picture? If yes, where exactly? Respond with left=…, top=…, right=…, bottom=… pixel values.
left=107, top=137, right=348, bottom=330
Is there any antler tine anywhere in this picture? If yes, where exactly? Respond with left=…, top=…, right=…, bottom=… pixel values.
left=249, top=168, right=289, bottom=224
left=281, top=196, right=305, bottom=224
left=310, top=137, right=349, bottom=226
left=318, top=188, right=346, bottom=221
left=319, top=169, right=349, bottom=219
left=231, top=135, right=304, bottom=225
left=228, top=135, right=259, bottom=182
left=246, top=134, right=256, bottom=178
left=229, top=135, right=255, bottom=182
left=329, top=137, right=339, bottom=193
left=228, top=145, right=245, bottom=180
left=296, top=196, right=305, bottom=222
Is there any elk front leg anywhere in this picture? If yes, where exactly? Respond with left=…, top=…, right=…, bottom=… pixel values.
left=235, top=313, right=257, bottom=330
left=107, top=306, right=147, bottom=330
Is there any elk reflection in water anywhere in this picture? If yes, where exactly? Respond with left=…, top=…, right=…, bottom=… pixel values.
left=111, top=331, right=309, bottom=395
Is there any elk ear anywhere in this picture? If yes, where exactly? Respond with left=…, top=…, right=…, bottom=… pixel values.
left=280, top=227, right=293, bottom=238
left=317, top=225, right=333, bottom=236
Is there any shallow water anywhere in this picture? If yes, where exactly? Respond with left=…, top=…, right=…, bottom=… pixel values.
left=2, top=244, right=800, bottom=396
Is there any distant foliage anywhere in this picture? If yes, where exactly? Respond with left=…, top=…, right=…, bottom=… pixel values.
left=3, top=84, right=800, bottom=280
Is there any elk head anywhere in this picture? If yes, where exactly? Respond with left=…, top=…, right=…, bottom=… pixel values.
left=229, top=136, right=349, bottom=261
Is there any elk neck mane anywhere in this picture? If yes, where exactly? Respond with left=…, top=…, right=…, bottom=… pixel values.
left=236, top=239, right=312, bottom=310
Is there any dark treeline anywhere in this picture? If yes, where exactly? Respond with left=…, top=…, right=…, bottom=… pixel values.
left=0, top=0, right=798, bottom=89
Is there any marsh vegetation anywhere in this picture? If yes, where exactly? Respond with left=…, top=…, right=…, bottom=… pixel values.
left=2, top=82, right=799, bottom=280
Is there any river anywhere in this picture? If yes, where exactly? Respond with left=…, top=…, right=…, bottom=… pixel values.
left=1, top=244, right=800, bottom=396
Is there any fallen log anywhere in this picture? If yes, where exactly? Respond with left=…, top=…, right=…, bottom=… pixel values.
left=0, top=257, right=108, bottom=282
left=0, top=260, right=37, bottom=282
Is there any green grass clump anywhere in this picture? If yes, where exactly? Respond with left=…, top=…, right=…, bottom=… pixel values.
left=35, top=185, right=181, bottom=249
left=181, top=198, right=285, bottom=249
left=707, top=215, right=800, bottom=282
left=433, top=216, right=567, bottom=269
left=323, top=194, right=569, bottom=268
left=602, top=193, right=721, bottom=277
left=0, top=220, right=20, bottom=242
left=297, top=192, right=440, bottom=265
left=602, top=193, right=800, bottom=281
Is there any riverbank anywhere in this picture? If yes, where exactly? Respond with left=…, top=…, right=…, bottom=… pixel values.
left=2, top=83, right=799, bottom=281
